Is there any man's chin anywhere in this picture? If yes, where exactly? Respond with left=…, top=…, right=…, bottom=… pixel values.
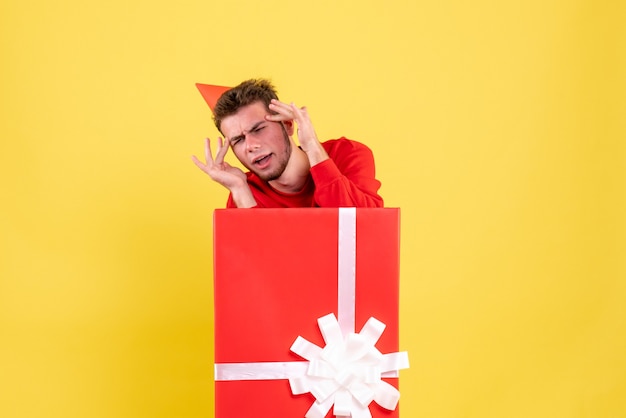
left=252, top=167, right=280, bottom=182
left=258, top=172, right=281, bottom=182
left=252, top=157, right=288, bottom=182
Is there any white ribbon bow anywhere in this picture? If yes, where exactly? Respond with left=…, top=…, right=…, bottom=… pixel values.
left=290, top=313, right=409, bottom=418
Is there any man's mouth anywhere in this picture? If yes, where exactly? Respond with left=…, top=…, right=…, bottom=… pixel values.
left=253, top=154, right=271, bottom=168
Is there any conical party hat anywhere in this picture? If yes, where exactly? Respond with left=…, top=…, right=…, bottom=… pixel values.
left=195, top=83, right=231, bottom=112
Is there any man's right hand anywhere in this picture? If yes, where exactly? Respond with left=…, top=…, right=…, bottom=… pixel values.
left=192, top=138, right=257, bottom=207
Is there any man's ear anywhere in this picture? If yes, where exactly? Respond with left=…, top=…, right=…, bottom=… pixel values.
left=281, top=120, right=295, bottom=136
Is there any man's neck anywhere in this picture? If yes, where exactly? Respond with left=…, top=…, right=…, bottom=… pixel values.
left=269, top=147, right=311, bottom=194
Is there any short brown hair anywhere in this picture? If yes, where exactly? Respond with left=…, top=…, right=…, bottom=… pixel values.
left=213, top=79, right=279, bottom=132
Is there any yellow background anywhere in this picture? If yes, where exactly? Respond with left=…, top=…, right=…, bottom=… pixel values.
left=1, top=0, right=625, bottom=417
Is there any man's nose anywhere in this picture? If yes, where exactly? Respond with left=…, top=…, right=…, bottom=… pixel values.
left=245, top=134, right=261, bottom=152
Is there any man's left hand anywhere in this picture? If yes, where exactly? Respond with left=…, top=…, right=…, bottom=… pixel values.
left=266, top=99, right=329, bottom=166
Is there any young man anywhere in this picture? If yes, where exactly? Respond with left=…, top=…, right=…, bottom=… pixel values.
left=192, top=79, right=383, bottom=208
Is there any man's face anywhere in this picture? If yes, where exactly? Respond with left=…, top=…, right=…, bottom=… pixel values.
left=220, top=101, right=292, bottom=182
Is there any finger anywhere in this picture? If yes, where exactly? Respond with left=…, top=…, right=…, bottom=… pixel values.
left=288, top=102, right=312, bottom=126
left=267, top=99, right=295, bottom=119
left=269, top=99, right=293, bottom=111
left=191, top=155, right=208, bottom=172
left=265, top=113, right=292, bottom=123
left=204, top=138, right=214, bottom=164
left=214, top=136, right=230, bottom=163
left=289, top=102, right=303, bottom=120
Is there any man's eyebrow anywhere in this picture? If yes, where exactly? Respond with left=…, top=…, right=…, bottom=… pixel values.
left=228, top=121, right=266, bottom=144
left=228, top=133, right=245, bottom=144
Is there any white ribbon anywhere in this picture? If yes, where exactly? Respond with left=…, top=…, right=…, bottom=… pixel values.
left=337, top=207, right=357, bottom=336
left=214, top=208, right=409, bottom=417
left=289, top=313, right=409, bottom=418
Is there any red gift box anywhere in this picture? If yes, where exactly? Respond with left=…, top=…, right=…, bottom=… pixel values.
left=213, top=208, right=407, bottom=418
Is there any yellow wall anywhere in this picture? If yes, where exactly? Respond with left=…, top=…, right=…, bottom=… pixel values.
left=1, top=1, right=624, bottom=417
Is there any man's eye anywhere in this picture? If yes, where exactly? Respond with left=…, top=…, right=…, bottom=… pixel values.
left=230, top=138, right=242, bottom=146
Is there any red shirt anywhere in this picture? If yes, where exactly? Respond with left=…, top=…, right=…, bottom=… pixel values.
left=226, top=137, right=383, bottom=208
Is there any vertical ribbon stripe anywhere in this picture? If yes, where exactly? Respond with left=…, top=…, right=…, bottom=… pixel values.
left=337, top=207, right=357, bottom=336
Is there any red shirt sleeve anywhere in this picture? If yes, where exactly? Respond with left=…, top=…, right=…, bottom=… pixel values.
left=310, top=138, right=383, bottom=207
